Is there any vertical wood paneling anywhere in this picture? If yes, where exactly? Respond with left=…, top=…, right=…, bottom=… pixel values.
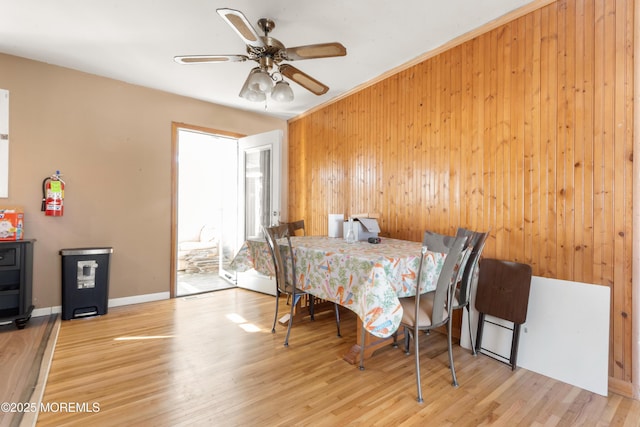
left=574, top=0, right=594, bottom=285
left=470, top=37, right=486, bottom=234
left=603, top=0, right=619, bottom=377
left=513, top=18, right=526, bottom=263
left=613, top=0, right=632, bottom=382
left=543, top=2, right=559, bottom=279
left=485, top=29, right=499, bottom=259
left=524, top=10, right=540, bottom=270
left=461, top=41, right=474, bottom=231
left=593, top=0, right=606, bottom=289
left=496, top=24, right=510, bottom=259
left=556, top=0, right=570, bottom=281
left=622, top=0, right=635, bottom=386
left=287, top=0, right=633, bottom=386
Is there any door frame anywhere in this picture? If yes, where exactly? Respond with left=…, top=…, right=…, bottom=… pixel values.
left=170, top=122, right=245, bottom=298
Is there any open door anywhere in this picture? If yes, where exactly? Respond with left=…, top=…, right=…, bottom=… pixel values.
left=219, top=129, right=282, bottom=295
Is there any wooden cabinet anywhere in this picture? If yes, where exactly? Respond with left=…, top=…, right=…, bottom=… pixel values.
left=0, top=240, right=34, bottom=329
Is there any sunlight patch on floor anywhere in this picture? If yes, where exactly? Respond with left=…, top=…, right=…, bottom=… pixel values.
left=226, top=312, right=261, bottom=333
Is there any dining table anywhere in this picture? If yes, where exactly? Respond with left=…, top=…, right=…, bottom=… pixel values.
left=230, top=235, right=447, bottom=363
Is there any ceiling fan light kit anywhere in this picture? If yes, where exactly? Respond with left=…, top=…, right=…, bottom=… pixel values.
left=174, top=7, right=346, bottom=104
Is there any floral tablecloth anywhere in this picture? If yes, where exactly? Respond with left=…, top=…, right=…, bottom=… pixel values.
left=230, top=238, right=276, bottom=276
left=230, top=236, right=446, bottom=338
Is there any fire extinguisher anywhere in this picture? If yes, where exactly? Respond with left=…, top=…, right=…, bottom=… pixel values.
left=41, top=171, right=65, bottom=217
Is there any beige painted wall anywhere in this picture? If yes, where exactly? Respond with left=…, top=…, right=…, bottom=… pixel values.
left=0, top=53, right=286, bottom=308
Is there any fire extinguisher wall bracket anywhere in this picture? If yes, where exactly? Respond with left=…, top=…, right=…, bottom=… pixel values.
left=42, top=172, right=65, bottom=217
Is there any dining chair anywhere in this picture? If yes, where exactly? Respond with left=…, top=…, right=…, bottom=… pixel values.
left=397, top=231, right=468, bottom=403
left=278, top=219, right=305, bottom=306
left=263, top=224, right=340, bottom=346
left=279, top=219, right=306, bottom=236
left=453, top=228, right=490, bottom=355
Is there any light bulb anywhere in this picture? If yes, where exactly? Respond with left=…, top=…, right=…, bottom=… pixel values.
left=239, top=68, right=268, bottom=102
left=245, top=90, right=266, bottom=102
left=247, top=70, right=274, bottom=93
left=271, top=81, right=294, bottom=102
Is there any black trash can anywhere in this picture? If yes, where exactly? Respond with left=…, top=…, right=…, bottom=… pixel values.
left=60, top=247, right=113, bottom=320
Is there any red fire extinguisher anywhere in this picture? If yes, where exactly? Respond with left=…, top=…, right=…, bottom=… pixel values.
left=41, top=171, right=65, bottom=217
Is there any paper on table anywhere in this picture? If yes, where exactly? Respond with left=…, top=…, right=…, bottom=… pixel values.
left=328, top=213, right=344, bottom=237
left=355, top=217, right=381, bottom=233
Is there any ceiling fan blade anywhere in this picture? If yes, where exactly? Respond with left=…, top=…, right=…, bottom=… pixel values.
left=216, top=8, right=265, bottom=50
left=285, top=42, right=347, bottom=61
left=279, top=64, right=329, bottom=95
left=174, top=55, right=248, bottom=64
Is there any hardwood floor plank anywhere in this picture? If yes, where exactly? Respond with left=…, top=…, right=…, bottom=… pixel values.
left=35, top=288, right=640, bottom=426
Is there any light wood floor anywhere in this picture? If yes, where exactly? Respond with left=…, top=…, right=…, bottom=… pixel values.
left=0, top=314, right=58, bottom=427
left=37, top=288, right=640, bottom=426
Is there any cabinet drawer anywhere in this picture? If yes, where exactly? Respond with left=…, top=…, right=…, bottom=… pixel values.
left=0, top=294, right=19, bottom=311
left=0, top=247, right=18, bottom=267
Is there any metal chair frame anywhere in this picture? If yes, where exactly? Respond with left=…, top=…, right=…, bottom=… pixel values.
left=279, top=219, right=306, bottom=236
left=264, top=224, right=340, bottom=346
left=368, top=231, right=467, bottom=403
left=453, top=228, right=490, bottom=355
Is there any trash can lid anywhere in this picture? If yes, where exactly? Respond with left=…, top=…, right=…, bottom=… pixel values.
left=60, top=247, right=113, bottom=256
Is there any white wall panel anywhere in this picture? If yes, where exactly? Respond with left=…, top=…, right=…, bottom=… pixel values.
left=463, top=276, right=610, bottom=396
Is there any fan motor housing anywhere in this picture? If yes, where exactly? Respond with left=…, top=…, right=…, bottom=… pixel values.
left=247, top=36, right=286, bottom=63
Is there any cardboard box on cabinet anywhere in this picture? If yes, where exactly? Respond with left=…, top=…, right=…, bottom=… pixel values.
left=0, top=207, right=24, bottom=241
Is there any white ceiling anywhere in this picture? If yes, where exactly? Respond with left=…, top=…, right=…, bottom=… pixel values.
left=0, top=0, right=536, bottom=120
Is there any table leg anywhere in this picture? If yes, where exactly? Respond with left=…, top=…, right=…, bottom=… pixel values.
left=278, top=295, right=334, bottom=326
left=342, top=321, right=404, bottom=364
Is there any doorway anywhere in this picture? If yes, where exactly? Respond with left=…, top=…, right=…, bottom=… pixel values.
left=170, top=123, right=283, bottom=298
left=174, top=126, right=237, bottom=297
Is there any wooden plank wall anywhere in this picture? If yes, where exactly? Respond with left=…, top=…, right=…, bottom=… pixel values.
left=287, top=0, right=634, bottom=389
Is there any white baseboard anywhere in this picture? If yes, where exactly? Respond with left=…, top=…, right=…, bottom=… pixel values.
left=31, top=292, right=170, bottom=318
left=107, top=292, right=170, bottom=308
left=32, top=306, right=61, bottom=317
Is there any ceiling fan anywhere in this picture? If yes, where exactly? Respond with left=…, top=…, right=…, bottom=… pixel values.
left=174, top=8, right=347, bottom=102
